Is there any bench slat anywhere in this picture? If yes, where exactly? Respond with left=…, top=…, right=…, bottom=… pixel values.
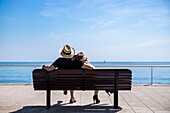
left=32, top=69, right=132, bottom=91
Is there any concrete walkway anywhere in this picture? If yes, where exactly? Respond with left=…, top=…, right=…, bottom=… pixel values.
left=0, top=85, right=170, bottom=113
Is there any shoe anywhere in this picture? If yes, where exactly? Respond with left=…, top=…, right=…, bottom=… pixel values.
left=69, top=97, right=76, bottom=103
left=93, top=95, right=100, bottom=104
left=63, top=90, right=67, bottom=95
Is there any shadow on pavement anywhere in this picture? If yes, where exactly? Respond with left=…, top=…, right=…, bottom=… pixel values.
left=10, top=101, right=121, bottom=113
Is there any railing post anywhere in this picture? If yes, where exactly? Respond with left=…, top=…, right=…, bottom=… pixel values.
left=151, top=67, right=153, bottom=85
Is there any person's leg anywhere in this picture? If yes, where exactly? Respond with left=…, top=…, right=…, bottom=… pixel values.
left=94, top=90, right=99, bottom=95
left=63, top=90, right=67, bottom=95
left=93, top=90, right=100, bottom=104
left=70, top=90, right=76, bottom=103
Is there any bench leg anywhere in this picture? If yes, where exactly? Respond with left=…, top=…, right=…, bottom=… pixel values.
left=114, top=89, right=118, bottom=109
left=46, top=89, right=51, bottom=109
left=114, top=72, right=119, bottom=109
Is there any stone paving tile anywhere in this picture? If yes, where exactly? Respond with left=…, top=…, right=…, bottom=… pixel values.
left=154, top=111, right=170, bottom=113
left=0, top=86, right=30, bottom=98
left=120, top=92, right=140, bottom=102
left=0, top=85, right=170, bottom=113
left=25, top=91, right=45, bottom=99
left=16, top=98, right=46, bottom=106
left=51, top=91, right=67, bottom=105
left=0, top=105, right=23, bottom=113
left=0, top=85, right=13, bottom=95
left=118, top=98, right=130, bottom=108
left=141, top=99, right=163, bottom=108
left=0, top=97, right=23, bottom=106
left=80, top=91, right=94, bottom=106
left=149, top=107, right=170, bottom=113
left=118, top=108, right=135, bottom=113
left=136, top=86, right=170, bottom=111
left=131, top=107, right=154, bottom=113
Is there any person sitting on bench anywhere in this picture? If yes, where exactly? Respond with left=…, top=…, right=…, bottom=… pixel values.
left=42, top=44, right=100, bottom=103
left=71, top=51, right=100, bottom=103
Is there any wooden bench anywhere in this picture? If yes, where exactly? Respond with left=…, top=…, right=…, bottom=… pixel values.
left=32, top=69, right=132, bottom=109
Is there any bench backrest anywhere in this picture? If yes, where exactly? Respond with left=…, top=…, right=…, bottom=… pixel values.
left=32, top=69, right=132, bottom=91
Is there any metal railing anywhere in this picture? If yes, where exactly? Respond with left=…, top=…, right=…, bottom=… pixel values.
left=95, top=65, right=170, bottom=85
left=0, top=65, right=170, bottom=84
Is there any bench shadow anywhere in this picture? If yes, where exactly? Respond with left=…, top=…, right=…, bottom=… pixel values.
left=10, top=101, right=122, bottom=113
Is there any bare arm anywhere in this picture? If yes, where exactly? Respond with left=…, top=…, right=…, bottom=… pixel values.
left=42, top=65, right=55, bottom=71
left=81, top=63, right=95, bottom=70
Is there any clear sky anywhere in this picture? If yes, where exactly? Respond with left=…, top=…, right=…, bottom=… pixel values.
left=0, top=0, right=170, bottom=62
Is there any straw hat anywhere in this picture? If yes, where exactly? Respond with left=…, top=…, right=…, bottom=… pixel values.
left=59, top=44, right=75, bottom=58
left=76, top=52, right=87, bottom=62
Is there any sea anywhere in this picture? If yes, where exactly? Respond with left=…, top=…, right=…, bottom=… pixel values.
left=0, top=62, right=170, bottom=84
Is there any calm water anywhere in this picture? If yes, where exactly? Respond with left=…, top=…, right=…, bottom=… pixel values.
left=0, top=62, right=170, bottom=84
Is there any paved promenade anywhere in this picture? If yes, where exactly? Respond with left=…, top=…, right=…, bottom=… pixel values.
left=0, top=84, right=170, bottom=113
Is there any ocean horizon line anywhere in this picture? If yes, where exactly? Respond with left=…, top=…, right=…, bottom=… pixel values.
left=1, top=61, right=170, bottom=67
left=1, top=61, right=170, bottom=62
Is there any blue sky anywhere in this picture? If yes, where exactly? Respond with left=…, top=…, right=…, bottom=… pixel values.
left=0, top=0, right=170, bottom=62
